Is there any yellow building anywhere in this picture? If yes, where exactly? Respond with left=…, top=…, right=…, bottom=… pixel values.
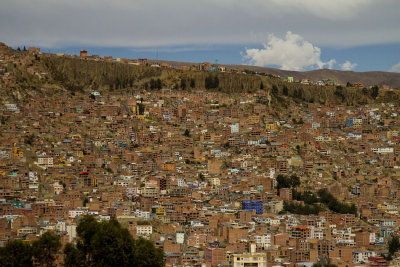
left=14, top=147, right=23, bottom=158
left=265, top=123, right=276, bottom=131
left=353, top=118, right=363, bottom=128
left=387, top=130, right=399, bottom=139
left=151, top=206, right=166, bottom=218
left=132, top=105, right=138, bottom=116
left=229, top=251, right=267, bottom=267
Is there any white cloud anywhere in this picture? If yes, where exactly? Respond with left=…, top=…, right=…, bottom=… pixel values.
left=340, top=60, right=357, bottom=71
left=326, top=59, right=336, bottom=69
left=390, top=62, right=400, bottom=72
left=243, top=31, right=335, bottom=71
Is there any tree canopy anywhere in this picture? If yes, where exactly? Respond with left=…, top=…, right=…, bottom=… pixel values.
left=388, top=234, right=400, bottom=256
left=0, top=239, right=33, bottom=267
left=181, top=78, right=186, bottom=90
left=276, top=174, right=300, bottom=190
left=0, top=231, right=61, bottom=267
left=317, top=189, right=357, bottom=215
left=205, top=75, right=219, bottom=89
left=32, top=231, right=61, bottom=267
left=64, top=215, right=164, bottom=267
left=283, top=187, right=357, bottom=216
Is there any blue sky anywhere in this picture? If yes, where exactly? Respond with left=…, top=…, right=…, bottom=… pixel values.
left=1, top=0, right=400, bottom=72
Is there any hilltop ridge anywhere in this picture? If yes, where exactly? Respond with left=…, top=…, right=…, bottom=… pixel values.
left=149, top=59, right=400, bottom=88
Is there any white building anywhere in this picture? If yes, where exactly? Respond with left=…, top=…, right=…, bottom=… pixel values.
left=176, top=231, right=185, bottom=244
left=352, top=250, right=376, bottom=263
left=37, top=155, right=54, bottom=168
left=136, top=225, right=153, bottom=236
left=254, top=233, right=271, bottom=248
left=126, top=187, right=138, bottom=197
left=230, top=123, right=239, bottom=134
left=114, top=180, right=130, bottom=187
left=55, top=222, right=77, bottom=242
left=371, top=147, right=394, bottom=154
left=135, top=210, right=150, bottom=219
left=310, top=227, right=325, bottom=239
left=369, top=232, right=376, bottom=244
left=69, top=209, right=87, bottom=218
left=381, top=219, right=396, bottom=227
left=5, top=103, right=19, bottom=113
left=177, top=178, right=185, bottom=187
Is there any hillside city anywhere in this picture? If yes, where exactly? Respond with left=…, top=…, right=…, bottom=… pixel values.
left=2, top=42, right=400, bottom=266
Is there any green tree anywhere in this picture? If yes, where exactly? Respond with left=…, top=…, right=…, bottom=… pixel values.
left=156, top=78, right=162, bottom=90
left=214, top=76, right=219, bottom=89
left=0, top=239, right=33, bottom=267
left=388, top=235, right=400, bottom=255
left=149, top=79, right=156, bottom=90
left=198, top=173, right=205, bottom=181
left=63, top=243, right=85, bottom=267
left=334, top=86, right=345, bottom=102
left=90, top=219, right=136, bottom=266
left=24, top=134, right=35, bottom=145
left=317, top=189, right=357, bottom=215
left=205, top=75, right=219, bottom=89
left=183, top=129, right=190, bottom=137
left=32, top=231, right=61, bottom=267
left=190, top=78, right=195, bottom=88
left=276, top=174, right=290, bottom=190
left=276, top=174, right=300, bottom=190
left=181, top=78, right=186, bottom=90
left=271, top=85, right=278, bottom=95
left=283, top=201, right=322, bottom=215
left=289, top=175, right=300, bottom=188
left=283, top=85, right=288, bottom=96
left=371, top=85, right=379, bottom=99
left=75, top=215, right=98, bottom=264
left=133, top=238, right=165, bottom=267
left=205, top=75, right=212, bottom=89
left=65, top=216, right=164, bottom=267
left=260, top=81, right=264, bottom=90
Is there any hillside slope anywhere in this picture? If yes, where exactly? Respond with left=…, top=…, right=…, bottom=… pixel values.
left=39, top=55, right=400, bottom=106
left=1, top=45, right=400, bottom=107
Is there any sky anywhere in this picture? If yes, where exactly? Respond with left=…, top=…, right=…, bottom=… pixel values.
left=1, top=0, right=400, bottom=72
